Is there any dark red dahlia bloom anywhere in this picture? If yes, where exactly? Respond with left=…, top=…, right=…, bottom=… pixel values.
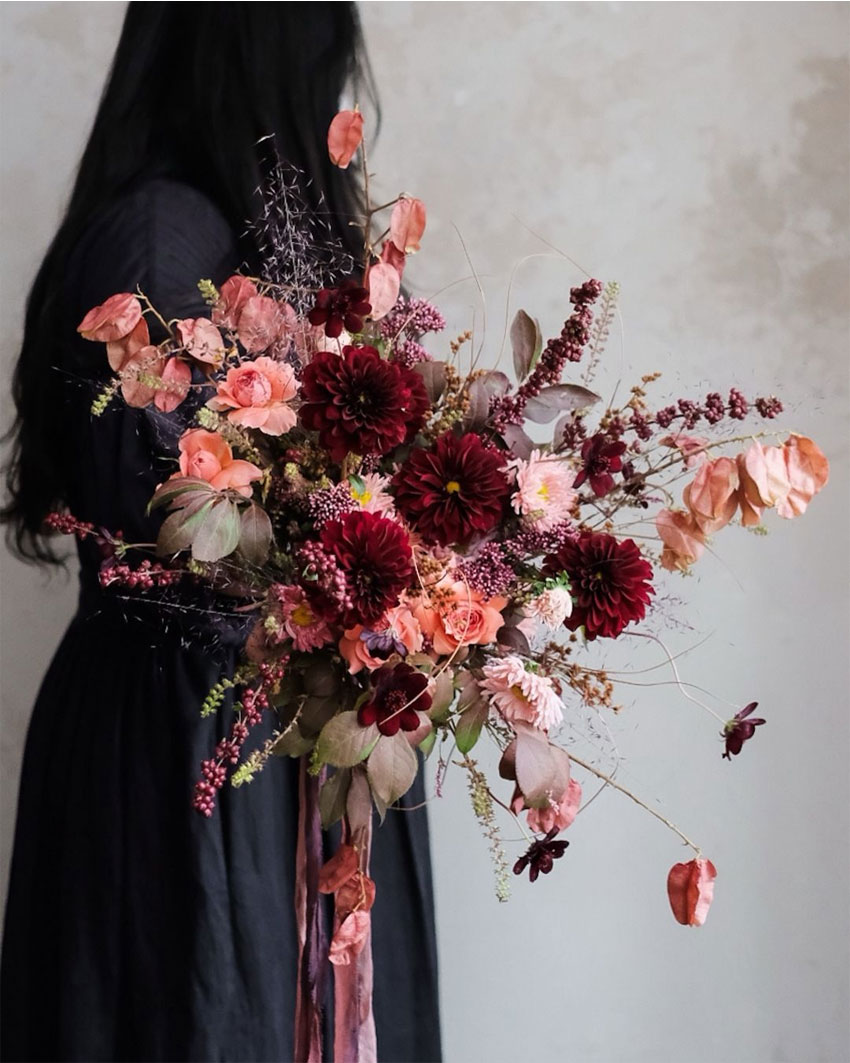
left=320, top=510, right=413, bottom=627
left=392, top=432, right=510, bottom=547
left=722, top=702, right=765, bottom=760
left=358, top=662, right=431, bottom=737
left=300, top=345, right=429, bottom=462
left=544, top=531, right=653, bottom=640
left=307, top=280, right=372, bottom=338
left=513, top=829, right=569, bottom=883
left=573, top=434, right=628, bottom=497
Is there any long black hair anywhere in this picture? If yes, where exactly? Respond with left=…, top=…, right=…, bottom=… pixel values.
left=2, top=2, right=376, bottom=563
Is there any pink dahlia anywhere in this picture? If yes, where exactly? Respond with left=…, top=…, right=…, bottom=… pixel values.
left=480, top=655, right=563, bottom=731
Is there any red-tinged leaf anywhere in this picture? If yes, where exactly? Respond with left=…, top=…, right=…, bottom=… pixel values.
left=667, top=857, right=717, bottom=927
left=156, top=498, right=215, bottom=556
left=389, top=197, right=426, bottom=254
left=319, top=768, right=351, bottom=829
left=149, top=476, right=214, bottom=513
left=318, top=844, right=359, bottom=894
left=327, top=109, right=363, bottom=168
left=511, top=309, right=541, bottom=382
left=238, top=503, right=273, bottom=565
left=455, top=682, right=489, bottom=755
left=366, top=731, right=418, bottom=806
left=380, top=238, right=406, bottom=279
left=497, top=624, right=531, bottom=656
left=191, top=499, right=241, bottom=562
left=499, top=738, right=517, bottom=781
left=413, top=361, right=447, bottom=403
left=524, top=384, right=602, bottom=424
left=346, top=767, right=373, bottom=833
left=429, top=670, right=455, bottom=722
left=462, top=377, right=491, bottom=431
left=500, top=423, right=535, bottom=461
left=514, top=721, right=559, bottom=808
left=366, top=261, right=401, bottom=321
left=336, top=873, right=376, bottom=919
left=476, top=370, right=511, bottom=400
left=329, top=909, right=371, bottom=966
left=316, top=713, right=379, bottom=769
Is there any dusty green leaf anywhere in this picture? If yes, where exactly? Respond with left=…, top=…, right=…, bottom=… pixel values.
left=192, top=499, right=241, bottom=562
left=239, top=503, right=273, bottom=565
left=319, top=768, right=351, bottom=829
left=156, top=498, right=215, bottom=556
left=148, top=476, right=214, bottom=513
left=524, top=384, right=602, bottom=424
left=271, top=726, right=315, bottom=759
left=455, top=676, right=489, bottom=755
left=366, top=731, right=418, bottom=806
left=316, top=712, right=379, bottom=768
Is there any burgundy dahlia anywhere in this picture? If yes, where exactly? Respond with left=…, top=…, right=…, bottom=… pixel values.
left=544, top=531, right=653, bottom=640
left=573, top=434, right=628, bottom=497
left=320, top=510, right=413, bottom=627
left=307, top=280, right=372, bottom=338
left=721, top=702, right=766, bottom=760
left=300, top=345, right=429, bottom=462
left=392, top=432, right=510, bottom=547
left=358, top=662, right=431, bottom=737
left=513, top=829, right=569, bottom=883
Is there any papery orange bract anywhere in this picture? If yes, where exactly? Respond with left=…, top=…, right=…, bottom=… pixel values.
left=120, top=345, right=165, bottom=408
left=683, top=456, right=739, bottom=534
left=176, top=428, right=262, bottom=497
left=365, top=261, right=401, bottom=321
left=778, top=434, right=829, bottom=518
left=327, top=109, right=364, bottom=169
left=329, top=909, right=371, bottom=966
left=738, top=439, right=791, bottom=512
left=177, top=318, right=225, bottom=366
left=78, top=292, right=142, bottom=343
left=660, top=433, right=709, bottom=468
left=318, top=844, right=359, bottom=894
left=379, top=238, right=406, bottom=279
left=656, top=508, right=707, bottom=572
left=237, top=295, right=296, bottom=353
left=335, top=873, right=376, bottom=920
left=106, top=315, right=150, bottom=372
left=154, top=357, right=192, bottom=413
left=212, top=275, right=259, bottom=330
left=389, top=197, right=426, bottom=254
left=667, top=857, right=717, bottom=926
left=734, top=452, right=764, bottom=527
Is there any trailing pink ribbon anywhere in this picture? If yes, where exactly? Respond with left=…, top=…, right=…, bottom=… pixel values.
left=294, top=762, right=328, bottom=1063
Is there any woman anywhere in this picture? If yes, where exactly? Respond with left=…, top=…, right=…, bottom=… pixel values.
left=0, top=5, right=441, bottom=1061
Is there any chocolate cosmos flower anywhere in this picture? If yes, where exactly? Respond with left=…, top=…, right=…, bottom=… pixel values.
left=307, top=280, right=371, bottom=338
left=722, top=702, right=765, bottom=759
left=574, top=434, right=628, bottom=497
left=513, top=829, right=569, bottom=883
left=358, top=662, right=431, bottom=737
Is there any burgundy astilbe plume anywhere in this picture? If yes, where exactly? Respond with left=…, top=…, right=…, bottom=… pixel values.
left=392, top=432, right=510, bottom=547
left=299, top=345, right=429, bottom=462
left=544, top=531, right=654, bottom=640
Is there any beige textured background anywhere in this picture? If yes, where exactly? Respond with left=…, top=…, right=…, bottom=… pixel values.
left=1, top=3, right=848, bottom=1061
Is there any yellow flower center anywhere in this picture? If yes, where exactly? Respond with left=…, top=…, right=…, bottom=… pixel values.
left=537, top=483, right=550, bottom=499
left=510, top=684, right=530, bottom=704
left=291, top=603, right=314, bottom=627
left=352, top=487, right=372, bottom=505
left=445, top=480, right=461, bottom=494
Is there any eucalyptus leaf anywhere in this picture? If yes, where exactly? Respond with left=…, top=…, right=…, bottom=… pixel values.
left=500, top=423, right=535, bottom=461
left=366, top=731, right=418, bottom=806
left=148, top=476, right=214, bottom=513
left=238, top=503, right=273, bottom=565
left=316, top=712, right=379, bottom=768
left=510, top=309, right=540, bottom=382
left=192, top=499, right=241, bottom=562
left=462, top=378, right=491, bottom=431
left=156, top=499, right=215, bottom=556
left=497, top=625, right=531, bottom=657
left=524, top=384, right=602, bottom=424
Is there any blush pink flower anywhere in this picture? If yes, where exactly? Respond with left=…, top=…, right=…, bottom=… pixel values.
left=683, top=456, right=739, bottom=534
left=212, top=275, right=259, bottom=330
left=237, top=295, right=296, bottom=353
left=339, top=604, right=423, bottom=674
left=525, top=585, right=573, bottom=629
left=207, top=356, right=298, bottom=435
left=414, top=579, right=507, bottom=656
left=525, top=778, right=582, bottom=834
left=349, top=473, right=396, bottom=518
left=510, top=450, right=576, bottom=531
left=656, top=508, right=707, bottom=572
left=78, top=292, right=142, bottom=343
left=480, top=655, right=564, bottom=732
left=276, top=585, right=333, bottom=652
left=176, top=428, right=262, bottom=497
left=177, top=318, right=225, bottom=366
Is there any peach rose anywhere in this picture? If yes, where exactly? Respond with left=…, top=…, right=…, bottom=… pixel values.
left=78, top=292, right=142, bottom=343
left=176, top=428, right=262, bottom=497
left=339, top=605, right=424, bottom=674
left=212, top=275, right=259, bottom=330
left=414, top=579, right=507, bottom=656
left=207, top=356, right=298, bottom=435
left=236, top=295, right=296, bottom=353
left=656, top=508, right=707, bottom=572
left=177, top=318, right=225, bottom=366
left=683, top=456, right=739, bottom=534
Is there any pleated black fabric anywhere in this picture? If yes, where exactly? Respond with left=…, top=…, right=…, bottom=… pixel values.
left=1, top=178, right=441, bottom=1063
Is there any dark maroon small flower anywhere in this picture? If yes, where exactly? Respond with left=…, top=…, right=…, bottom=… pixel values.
left=513, top=829, right=569, bottom=883
left=722, top=702, right=766, bottom=760
left=573, top=434, right=628, bottom=497
left=307, top=280, right=372, bottom=338
left=358, top=662, right=431, bottom=737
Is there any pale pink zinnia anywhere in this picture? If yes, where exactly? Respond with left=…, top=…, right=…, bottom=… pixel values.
left=275, top=585, right=333, bottom=652
left=207, top=356, right=298, bottom=435
left=350, top=473, right=396, bottom=518
left=510, top=450, right=576, bottom=531
left=480, top=655, right=563, bottom=732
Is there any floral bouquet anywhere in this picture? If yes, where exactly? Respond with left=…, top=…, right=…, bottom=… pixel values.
left=57, top=108, right=829, bottom=1061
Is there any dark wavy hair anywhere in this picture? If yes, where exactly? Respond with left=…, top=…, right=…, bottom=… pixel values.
left=2, top=1, right=376, bottom=563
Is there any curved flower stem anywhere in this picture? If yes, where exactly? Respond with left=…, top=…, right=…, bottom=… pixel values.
left=627, top=631, right=727, bottom=724
left=568, top=752, right=701, bottom=855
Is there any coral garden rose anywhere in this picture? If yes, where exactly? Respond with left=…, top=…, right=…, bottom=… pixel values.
left=414, top=578, right=507, bottom=655
left=176, top=428, right=262, bottom=497
left=177, top=318, right=225, bottom=366
left=207, top=356, right=298, bottom=435
left=77, top=292, right=142, bottom=343
left=339, top=604, right=423, bottom=674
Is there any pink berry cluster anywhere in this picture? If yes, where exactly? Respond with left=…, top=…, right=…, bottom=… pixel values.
left=99, top=560, right=183, bottom=590
left=44, top=511, right=96, bottom=539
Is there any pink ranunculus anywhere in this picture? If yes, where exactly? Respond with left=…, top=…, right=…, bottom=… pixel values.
left=510, top=450, right=576, bottom=531
left=177, top=318, right=225, bottom=366
left=153, top=357, right=192, bottom=413
left=660, top=433, right=710, bottom=469
left=390, top=197, right=426, bottom=254
left=339, top=604, right=424, bottom=674
left=414, top=579, right=507, bottom=656
left=683, top=456, right=739, bottom=534
left=78, top=292, right=142, bottom=343
left=380, top=238, right=406, bottom=280
left=106, top=315, right=150, bottom=372
left=176, top=428, right=262, bottom=497
left=526, top=778, right=582, bottom=834
left=212, top=275, right=259, bottom=330
left=777, top=434, right=829, bottom=518
left=236, top=295, right=294, bottom=354
left=327, top=109, right=364, bottom=169
left=119, top=345, right=165, bottom=408
left=207, top=356, right=298, bottom=436
left=480, top=655, right=563, bottom=732
left=656, top=508, right=707, bottom=572
left=365, top=261, right=401, bottom=322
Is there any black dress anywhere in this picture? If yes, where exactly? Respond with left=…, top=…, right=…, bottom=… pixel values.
left=1, top=177, right=441, bottom=1063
